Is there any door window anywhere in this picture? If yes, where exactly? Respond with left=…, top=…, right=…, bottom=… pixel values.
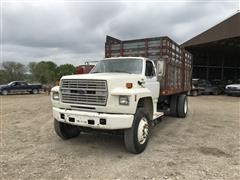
left=19, top=82, right=27, bottom=86
left=145, top=61, right=155, bottom=77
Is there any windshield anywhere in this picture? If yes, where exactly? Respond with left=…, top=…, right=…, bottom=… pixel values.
left=91, top=58, right=143, bottom=74
left=8, top=82, right=14, bottom=86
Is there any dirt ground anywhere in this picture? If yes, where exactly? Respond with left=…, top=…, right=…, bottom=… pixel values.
left=1, top=94, right=240, bottom=180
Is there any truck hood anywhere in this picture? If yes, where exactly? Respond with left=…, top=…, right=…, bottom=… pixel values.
left=0, top=84, right=8, bottom=88
left=61, top=73, right=143, bottom=81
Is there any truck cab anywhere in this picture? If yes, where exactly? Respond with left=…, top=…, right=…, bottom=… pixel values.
left=51, top=57, right=188, bottom=154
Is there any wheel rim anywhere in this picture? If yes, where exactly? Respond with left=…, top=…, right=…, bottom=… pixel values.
left=184, top=98, right=188, bottom=114
left=137, top=117, right=149, bottom=144
left=33, top=89, right=37, bottom=94
left=2, top=90, right=7, bottom=95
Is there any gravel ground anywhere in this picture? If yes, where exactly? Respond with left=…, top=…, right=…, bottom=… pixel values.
left=1, top=94, right=240, bottom=180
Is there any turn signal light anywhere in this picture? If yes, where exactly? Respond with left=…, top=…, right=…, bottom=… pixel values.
left=126, top=83, right=133, bottom=89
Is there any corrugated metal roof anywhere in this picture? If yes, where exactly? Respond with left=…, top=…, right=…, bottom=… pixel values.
left=182, top=12, right=240, bottom=47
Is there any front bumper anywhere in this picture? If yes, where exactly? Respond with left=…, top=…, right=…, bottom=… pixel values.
left=53, top=107, right=134, bottom=130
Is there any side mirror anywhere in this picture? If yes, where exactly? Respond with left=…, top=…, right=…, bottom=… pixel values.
left=157, top=61, right=165, bottom=79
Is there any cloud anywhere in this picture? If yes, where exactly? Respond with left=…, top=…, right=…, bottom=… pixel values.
left=2, top=1, right=238, bottom=65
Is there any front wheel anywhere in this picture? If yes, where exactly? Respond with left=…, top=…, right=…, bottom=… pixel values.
left=54, top=119, right=80, bottom=139
left=2, top=90, right=8, bottom=95
left=124, top=108, right=150, bottom=154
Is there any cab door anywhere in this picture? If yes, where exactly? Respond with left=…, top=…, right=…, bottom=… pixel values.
left=144, top=60, right=160, bottom=102
left=19, top=82, right=28, bottom=92
left=10, top=82, right=20, bottom=93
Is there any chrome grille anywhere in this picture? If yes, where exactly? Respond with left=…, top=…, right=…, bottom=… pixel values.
left=61, top=79, right=107, bottom=106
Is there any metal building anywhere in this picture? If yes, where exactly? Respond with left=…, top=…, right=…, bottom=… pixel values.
left=182, top=12, right=240, bottom=83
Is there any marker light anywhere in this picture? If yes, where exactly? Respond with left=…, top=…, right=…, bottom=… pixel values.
left=126, top=83, right=133, bottom=89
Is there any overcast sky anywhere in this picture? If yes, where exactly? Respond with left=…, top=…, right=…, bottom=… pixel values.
left=1, top=0, right=239, bottom=66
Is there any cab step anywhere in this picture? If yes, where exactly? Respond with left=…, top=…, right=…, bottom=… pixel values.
left=153, top=112, right=164, bottom=120
left=152, top=112, right=164, bottom=126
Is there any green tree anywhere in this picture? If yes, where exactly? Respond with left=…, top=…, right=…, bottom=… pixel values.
left=28, top=61, right=57, bottom=84
left=1, top=61, right=26, bottom=83
left=0, top=69, right=7, bottom=84
left=28, top=62, right=37, bottom=82
left=28, top=62, right=37, bottom=75
left=56, top=64, right=75, bottom=80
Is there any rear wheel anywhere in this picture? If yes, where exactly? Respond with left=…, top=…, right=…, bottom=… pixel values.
left=177, top=94, right=188, bottom=118
left=124, top=108, right=150, bottom=154
left=54, top=119, right=80, bottom=139
left=2, top=90, right=8, bottom=95
left=32, top=89, right=38, bottom=94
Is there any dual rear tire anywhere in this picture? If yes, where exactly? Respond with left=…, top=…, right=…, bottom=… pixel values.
left=170, top=94, right=188, bottom=118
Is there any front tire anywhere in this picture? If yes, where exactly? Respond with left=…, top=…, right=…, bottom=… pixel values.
left=54, top=119, right=80, bottom=139
left=2, top=90, right=8, bottom=95
left=124, top=108, right=150, bottom=154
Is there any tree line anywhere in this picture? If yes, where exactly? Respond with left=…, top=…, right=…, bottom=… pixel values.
left=0, top=61, right=76, bottom=84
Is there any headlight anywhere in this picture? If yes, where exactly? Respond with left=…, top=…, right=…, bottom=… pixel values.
left=52, top=91, right=60, bottom=100
left=119, top=95, right=129, bottom=105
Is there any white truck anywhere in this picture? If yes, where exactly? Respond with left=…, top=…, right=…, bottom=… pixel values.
left=51, top=57, right=192, bottom=153
left=51, top=36, right=192, bottom=154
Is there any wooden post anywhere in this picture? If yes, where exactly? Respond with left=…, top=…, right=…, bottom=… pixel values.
left=221, top=56, right=225, bottom=80
left=206, top=54, right=209, bottom=80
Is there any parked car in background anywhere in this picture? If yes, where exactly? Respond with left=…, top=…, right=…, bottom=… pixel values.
left=225, top=79, right=240, bottom=96
left=198, top=79, right=222, bottom=95
left=210, top=79, right=227, bottom=93
left=0, top=81, right=42, bottom=95
left=189, top=79, right=203, bottom=96
left=191, top=79, right=221, bottom=95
